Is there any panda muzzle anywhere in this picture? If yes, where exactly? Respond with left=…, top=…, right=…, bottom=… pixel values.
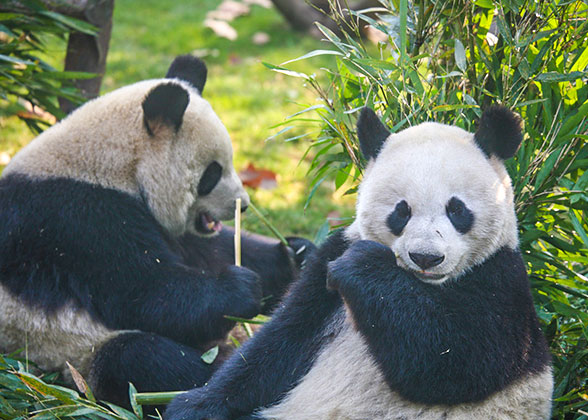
left=197, top=212, right=222, bottom=234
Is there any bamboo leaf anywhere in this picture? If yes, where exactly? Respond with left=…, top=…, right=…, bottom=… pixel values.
left=454, top=39, right=467, bottom=72
left=0, top=54, right=34, bottom=65
left=39, top=11, right=97, bottom=35
left=280, top=50, right=343, bottom=66
left=570, top=211, right=588, bottom=248
left=200, top=346, right=219, bottom=365
left=536, top=71, right=586, bottom=82
left=304, top=175, right=328, bottom=210
left=128, top=383, right=142, bottom=419
left=16, top=372, right=79, bottom=403
left=533, top=149, right=560, bottom=190
left=398, top=0, right=408, bottom=64
left=262, top=62, right=309, bottom=79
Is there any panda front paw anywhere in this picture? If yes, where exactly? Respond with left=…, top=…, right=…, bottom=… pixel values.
left=284, top=236, right=317, bottom=269
left=165, top=388, right=229, bottom=420
left=219, top=265, right=263, bottom=319
left=326, top=240, right=396, bottom=292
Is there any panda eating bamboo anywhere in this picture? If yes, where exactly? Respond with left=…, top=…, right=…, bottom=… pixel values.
left=0, top=55, right=313, bottom=408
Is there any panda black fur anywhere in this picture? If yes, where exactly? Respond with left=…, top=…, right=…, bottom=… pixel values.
left=0, top=55, right=313, bottom=408
left=165, top=106, right=553, bottom=420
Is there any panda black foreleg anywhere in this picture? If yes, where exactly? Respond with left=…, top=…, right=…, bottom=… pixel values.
left=326, top=240, right=546, bottom=407
left=240, top=231, right=316, bottom=312
left=327, top=239, right=484, bottom=404
left=89, top=331, right=213, bottom=412
left=164, top=231, right=349, bottom=420
left=179, top=227, right=316, bottom=313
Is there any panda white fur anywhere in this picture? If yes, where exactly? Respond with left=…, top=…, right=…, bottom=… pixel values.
left=165, top=106, right=553, bottom=420
left=0, top=55, right=313, bottom=409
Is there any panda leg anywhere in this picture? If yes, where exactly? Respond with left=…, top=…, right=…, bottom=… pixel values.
left=89, top=331, right=213, bottom=412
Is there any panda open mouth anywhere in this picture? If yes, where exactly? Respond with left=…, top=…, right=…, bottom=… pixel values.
left=196, top=212, right=222, bottom=234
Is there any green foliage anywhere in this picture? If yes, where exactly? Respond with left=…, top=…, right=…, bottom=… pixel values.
left=272, top=0, right=588, bottom=417
left=0, top=0, right=95, bottom=133
left=0, top=354, right=142, bottom=420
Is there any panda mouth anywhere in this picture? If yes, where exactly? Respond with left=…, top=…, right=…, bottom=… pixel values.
left=397, top=258, right=447, bottom=282
left=414, top=271, right=446, bottom=282
left=196, top=212, right=222, bottom=234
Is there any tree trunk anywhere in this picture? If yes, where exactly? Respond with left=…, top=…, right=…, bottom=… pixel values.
left=57, top=0, right=115, bottom=114
left=270, top=0, right=381, bottom=38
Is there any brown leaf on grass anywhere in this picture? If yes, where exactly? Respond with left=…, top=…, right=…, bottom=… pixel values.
left=252, top=32, right=270, bottom=45
left=327, top=211, right=342, bottom=226
left=204, top=19, right=238, bottom=40
left=229, top=53, right=243, bottom=65
left=207, top=10, right=240, bottom=21
left=218, top=0, right=250, bottom=17
left=239, top=163, right=278, bottom=190
left=244, top=0, right=272, bottom=8
left=206, top=0, right=250, bottom=22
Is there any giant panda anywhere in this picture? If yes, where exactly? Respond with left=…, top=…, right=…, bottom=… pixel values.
left=0, top=55, right=313, bottom=409
left=165, top=105, right=553, bottom=420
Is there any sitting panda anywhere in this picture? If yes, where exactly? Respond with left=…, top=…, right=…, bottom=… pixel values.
left=0, top=55, right=313, bottom=408
left=165, top=106, right=553, bottom=420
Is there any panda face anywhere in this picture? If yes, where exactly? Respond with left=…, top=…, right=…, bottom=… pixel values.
left=174, top=98, right=249, bottom=236
left=354, top=119, right=519, bottom=284
left=136, top=83, right=249, bottom=237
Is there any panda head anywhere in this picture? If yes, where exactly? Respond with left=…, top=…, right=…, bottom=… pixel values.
left=5, top=55, right=249, bottom=237
left=137, top=55, right=250, bottom=236
left=352, top=106, right=522, bottom=284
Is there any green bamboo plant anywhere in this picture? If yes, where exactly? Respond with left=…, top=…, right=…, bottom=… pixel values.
left=0, top=0, right=96, bottom=133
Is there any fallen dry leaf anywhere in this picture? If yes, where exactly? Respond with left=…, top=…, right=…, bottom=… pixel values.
left=66, top=361, right=88, bottom=394
left=207, top=10, right=240, bottom=21
left=252, top=32, right=270, bottom=45
left=204, top=18, right=238, bottom=40
left=218, top=0, right=250, bottom=18
left=243, top=0, right=272, bottom=8
left=239, top=163, right=278, bottom=190
left=229, top=53, right=243, bottom=65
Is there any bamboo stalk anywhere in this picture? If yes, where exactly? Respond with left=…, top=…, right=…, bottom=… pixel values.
left=134, top=390, right=184, bottom=406
left=248, top=202, right=289, bottom=247
left=235, top=198, right=242, bottom=266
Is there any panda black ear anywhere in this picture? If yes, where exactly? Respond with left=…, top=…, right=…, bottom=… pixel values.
left=142, top=83, right=189, bottom=136
left=474, top=105, right=523, bottom=160
left=166, top=55, right=208, bottom=95
left=357, top=107, right=391, bottom=161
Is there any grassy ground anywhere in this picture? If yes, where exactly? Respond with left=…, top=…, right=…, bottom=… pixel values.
left=0, top=0, right=355, bottom=240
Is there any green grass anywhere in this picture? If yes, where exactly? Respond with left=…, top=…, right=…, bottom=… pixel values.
left=0, top=0, right=355, bottom=239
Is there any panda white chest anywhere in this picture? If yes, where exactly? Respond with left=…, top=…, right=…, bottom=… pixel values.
left=258, top=310, right=553, bottom=420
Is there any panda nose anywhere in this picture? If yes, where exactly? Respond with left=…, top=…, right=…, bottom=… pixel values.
left=241, top=203, right=248, bottom=213
left=409, top=252, right=445, bottom=270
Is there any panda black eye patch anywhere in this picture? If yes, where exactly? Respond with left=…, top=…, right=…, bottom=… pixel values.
left=446, top=196, right=474, bottom=234
left=197, top=161, right=223, bottom=196
left=387, top=200, right=411, bottom=235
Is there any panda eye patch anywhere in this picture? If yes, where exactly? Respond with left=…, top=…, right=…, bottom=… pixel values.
left=387, top=200, right=411, bottom=235
left=446, top=196, right=474, bottom=234
left=197, top=161, right=223, bottom=196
